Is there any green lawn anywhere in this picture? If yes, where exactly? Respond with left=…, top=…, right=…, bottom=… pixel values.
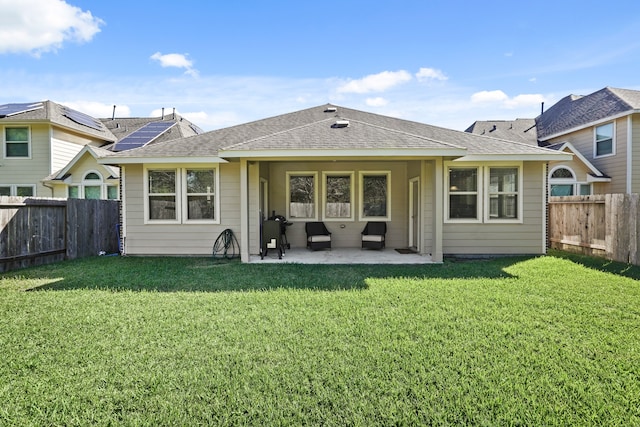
left=1, top=251, right=639, bottom=426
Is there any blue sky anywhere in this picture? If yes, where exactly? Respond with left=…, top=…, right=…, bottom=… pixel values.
left=1, top=0, right=640, bottom=131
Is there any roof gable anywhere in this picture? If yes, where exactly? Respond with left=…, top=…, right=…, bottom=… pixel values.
left=0, top=100, right=116, bottom=142
left=536, top=87, right=640, bottom=140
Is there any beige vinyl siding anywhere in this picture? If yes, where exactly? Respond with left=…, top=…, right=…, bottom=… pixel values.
left=50, top=151, right=119, bottom=198
left=442, top=162, right=546, bottom=255
left=122, top=163, right=241, bottom=255
left=266, top=161, right=409, bottom=250
left=631, top=114, right=640, bottom=193
left=546, top=117, right=628, bottom=194
left=51, top=138, right=84, bottom=173
left=1, top=123, right=51, bottom=196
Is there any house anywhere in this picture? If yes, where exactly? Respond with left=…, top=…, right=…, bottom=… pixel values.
left=99, top=104, right=570, bottom=262
left=467, top=87, right=640, bottom=196
left=537, top=87, right=640, bottom=195
left=0, top=101, right=116, bottom=197
left=42, top=112, right=203, bottom=199
left=0, top=100, right=202, bottom=199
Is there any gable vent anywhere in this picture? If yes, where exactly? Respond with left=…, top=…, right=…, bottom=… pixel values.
left=332, top=120, right=349, bottom=128
left=324, top=107, right=337, bottom=113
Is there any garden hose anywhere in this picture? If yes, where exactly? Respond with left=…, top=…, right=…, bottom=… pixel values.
left=212, top=229, right=240, bottom=259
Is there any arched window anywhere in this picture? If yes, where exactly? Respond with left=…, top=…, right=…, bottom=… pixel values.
left=549, top=166, right=591, bottom=196
left=83, top=171, right=103, bottom=199
left=551, top=168, right=574, bottom=179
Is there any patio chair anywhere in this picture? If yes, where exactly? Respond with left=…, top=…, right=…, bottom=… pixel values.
left=361, top=221, right=386, bottom=249
left=305, top=221, right=332, bottom=251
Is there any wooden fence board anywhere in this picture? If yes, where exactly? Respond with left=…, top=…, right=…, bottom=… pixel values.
left=0, top=197, right=120, bottom=272
left=549, top=194, right=640, bottom=265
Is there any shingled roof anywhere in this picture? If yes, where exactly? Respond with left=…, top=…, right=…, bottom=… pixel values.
left=536, top=87, right=640, bottom=140
left=103, top=104, right=566, bottom=162
left=465, top=118, right=538, bottom=145
left=0, top=101, right=116, bottom=142
left=100, top=114, right=203, bottom=151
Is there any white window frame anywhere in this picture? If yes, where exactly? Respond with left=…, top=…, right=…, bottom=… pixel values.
left=445, top=163, right=523, bottom=224
left=3, top=126, right=31, bottom=159
left=0, top=184, right=36, bottom=196
left=144, top=168, right=180, bottom=224
left=594, top=122, right=615, bottom=158
left=181, top=168, right=220, bottom=224
left=444, top=165, right=482, bottom=223
left=358, top=171, right=391, bottom=221
left=322, top=171, right=355, bottom=221
left=548, top=166, right=592, bottom=196
left=144, top=166, right=220, bottom=225
left=82, top=170, right=104, bottom=200
left=485, top=164, right=523, bottom=224
left=286, top=171, right=318, bottom=221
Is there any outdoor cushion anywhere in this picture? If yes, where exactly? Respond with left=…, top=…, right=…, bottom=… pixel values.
left=362, top=235, right=384, bottom=242
left=308, top=235, right=331, bottom=242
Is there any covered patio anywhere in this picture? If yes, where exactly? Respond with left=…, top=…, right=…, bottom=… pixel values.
left=250, top=247, right=434, bottom=264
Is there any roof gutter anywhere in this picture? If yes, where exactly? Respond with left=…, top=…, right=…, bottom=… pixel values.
left=98, top=156, right=228, bottom=165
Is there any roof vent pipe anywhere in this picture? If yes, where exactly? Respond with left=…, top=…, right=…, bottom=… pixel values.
left=161, top=108, right=165, bottom=120
left=541, top=102, right=544, bottom=115
left=112, top=105, right=116, bottom=120
left=173, top=107, right=176, bottom=119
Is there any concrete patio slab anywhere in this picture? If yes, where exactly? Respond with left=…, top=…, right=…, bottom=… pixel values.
left=250, top=247, right=434, bottom=264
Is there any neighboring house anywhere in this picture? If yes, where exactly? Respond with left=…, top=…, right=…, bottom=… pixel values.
left=536, top=87, right=640, bottom=195
left=0, top=101, right=116, bottom=197
left=42, top=112, right=203, bottom=199
left=467, top=87, right=640, bottom=196
left=100, top=104, right=569, bottom=262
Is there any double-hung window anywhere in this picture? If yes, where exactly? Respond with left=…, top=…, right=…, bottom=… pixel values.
left=287, top=172, right=317, bottom=220
left=359, top=171, right=391, bottom=221
left=488, top=167, right=518, bottom=220
left=594, top=123, right=614, bottom=157
left=146, top=167, right=219, bottom=223
left=447, top=167, right=479, bottom=220
left=323, top=172, right=354, bottom=221
left=4, top=126, right=30, bottom=158
left=446, top=164, right=522, bottom=223
left=185, top=169, right=216, bottom=221
left=0, top=184, right=35, bottom=196
left=148, top=169, right=177, bottom=221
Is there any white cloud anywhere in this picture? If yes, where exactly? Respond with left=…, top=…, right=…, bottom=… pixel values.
left=337, top=70, right=412, bottom=94
left=0, top=0, right=103, bottom=56
left=366, top=97, right=389, bottom=107
left=415, top=67, right=448, bottom=83
left=471, top=90, right=509, bottom=103
left=151, top=52, right=199, bottom=77
left=62, top=101, right=130, bottom=118
left=506, top=93, right=545, bottom=108
left=471, top=90, right=546, bottom=110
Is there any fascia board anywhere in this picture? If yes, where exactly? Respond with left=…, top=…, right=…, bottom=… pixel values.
left=98, top=156, right=228, bottom=165
left=219, top=148, right=467, bottom=158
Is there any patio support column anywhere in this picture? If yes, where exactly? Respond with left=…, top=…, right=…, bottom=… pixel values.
left=240, top=159, right=250, bottom=262
left=433, top=158, right=444, bottom=262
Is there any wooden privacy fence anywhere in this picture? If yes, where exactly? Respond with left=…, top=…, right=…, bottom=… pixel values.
left=0, top=197, right=120, bottom=272
left=548, top=194, right=640, bottom=265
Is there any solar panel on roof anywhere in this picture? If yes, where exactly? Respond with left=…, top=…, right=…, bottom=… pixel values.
left=112, top=121, right=177, bottom=151
left=0, top=102, right=44, bottom=118
left=189, top=123, right=204, bottom=134
left=61, top=106, right=104, bottom=131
